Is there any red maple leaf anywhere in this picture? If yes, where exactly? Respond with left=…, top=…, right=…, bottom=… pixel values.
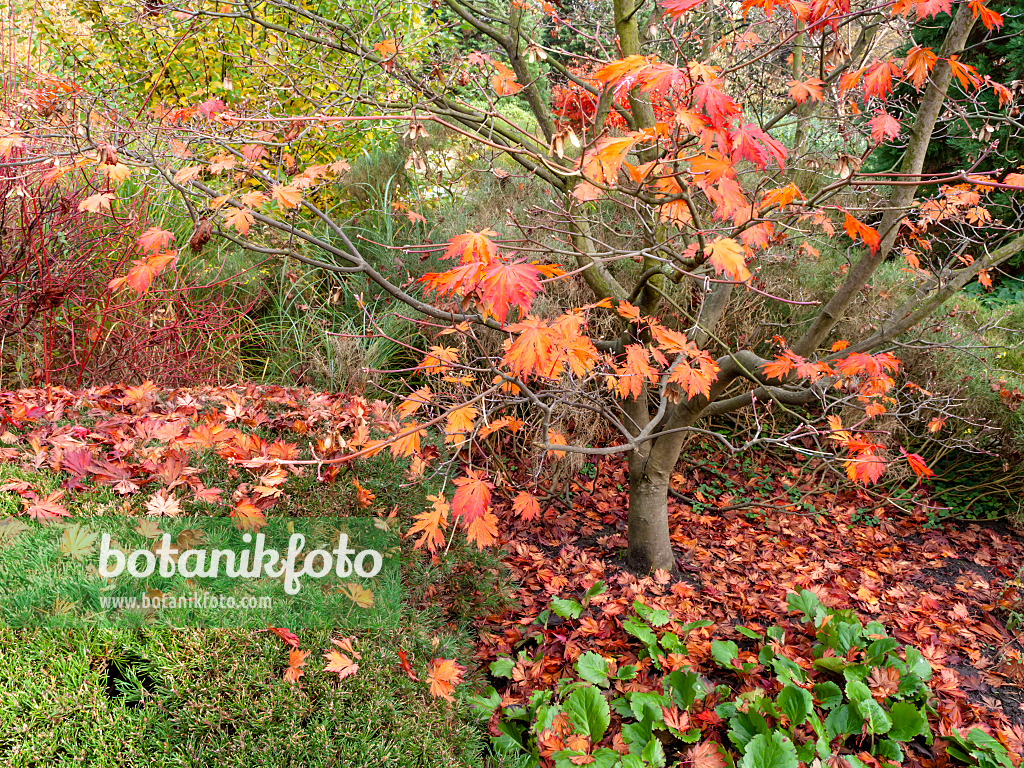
left=452, top=468, right=493, bottom=524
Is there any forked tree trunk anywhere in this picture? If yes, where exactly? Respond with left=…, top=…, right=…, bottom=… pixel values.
left=625, top=423, right=694, bottom=573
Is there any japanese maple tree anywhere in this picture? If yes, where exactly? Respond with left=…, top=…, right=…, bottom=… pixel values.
left=22, top=0, right=1024, bottom=571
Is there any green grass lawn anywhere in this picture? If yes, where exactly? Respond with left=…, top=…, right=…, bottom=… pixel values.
left=0, top=625, right=488, bottom=768
left=0, top=442, right=513, bottom=767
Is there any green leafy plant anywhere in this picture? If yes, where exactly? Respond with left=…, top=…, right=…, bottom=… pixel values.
left=471, top=592, right=1017, bottom=768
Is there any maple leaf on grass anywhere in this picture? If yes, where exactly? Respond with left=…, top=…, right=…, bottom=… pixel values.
left=408, top=494, right=450, bottom=553
left=352, top=478, right=375, bottom=509
left=425, top=658, right=466, bottom=702
left=340, top=583, right=374, bottom=609
left=193, top=485, right=223, bottom=504
left=146, top=489, right=181, bottom=517
left=267, top=626, right=300, bottom=649
left=283, top=649, right=310, bottom=684
left=24, top=489, right=69, bottom=522
left=60, top=523, right=98, bottom=560
left=398, top=650, right=420, bottom=681
left=134, top=519, right=163, bottom=539
left=231, top=496, right=267, bottom=531
left=323, top=644, right=360, bottom=680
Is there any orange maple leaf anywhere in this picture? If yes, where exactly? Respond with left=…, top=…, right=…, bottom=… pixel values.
left=863, top=60, right=901, bottom=101
left=761, top=183, right=804, bottom=210
left=397, top=386, right=433, bottom=418
left=425, top=658, right=466, bottom=702
left=284, top=649, right=310, bottom=683
left=408, top=494, right=450, bottom=553
left=491, top=61, right=523, bottom=96
left=271, top=184, right=303, bottom=209
left=465, top=509, right=499, bottom=549
left=968, top=0, right=1003, bottom=30
left=687, top=151, right=734, bottom=186
left=869, top=111, right=901, bottom=144
left=479, top=260, right=542, bottom=324
left=173, top=165, right=203, bottom=184
left=267, top=626, right=299, bottom=648
left=419, top=346, right=460, bottom=375
left=580, top=135, right=643, bottom=186
left=512, top=491, right=541, bottom=522
left=612, top=344, right=659, bottom=400
left=787, top=77, right=824, bottom=104
left=904, top=46, right=937, bottom=90
left=443, top=230, right=498, bottom=264
left=668, top=353, right=719, bottom=399
left=137, top=227, right=175, bottom=254
left=223, top=206, right=254, bottom=235
left=390, top=422, right=426, bottom=458
left=705, top=238, right=751, bottom=282
left=353, top=479, right=376, bottom=509
left=843, top=214, right=880, bottom=254
left=502, top=316, right=563, bottom=380
left=323, top=648, right=359, bottom=680
left=592, top=55, right=652, bottom=85
left=902, top=450, right=935, bottom=478
left=374, top=38, right=397, bottom=57
left=109, top=252, right=178, bottom=295
left=445, top=405, right=478, bottom=449
left=78, top=192, right=114, bottom=213
left=478, top=415, right=524, bottom=437
left=231, top=496, right=267, bottom=531
left=660, top=0, right=710, bottom=18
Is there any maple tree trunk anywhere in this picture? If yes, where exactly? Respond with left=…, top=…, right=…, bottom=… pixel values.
left=626, top=469, right=676, bottom=574
left=624, top=410, right=698, bottom=574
